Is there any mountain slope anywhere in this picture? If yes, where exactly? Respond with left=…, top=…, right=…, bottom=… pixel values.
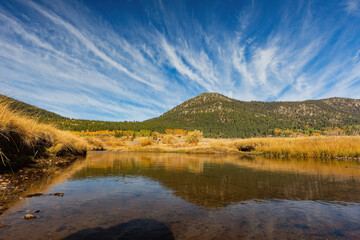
left=145, top=93, right=360, bottom=137
left=0, top=94, right=66, bottom=120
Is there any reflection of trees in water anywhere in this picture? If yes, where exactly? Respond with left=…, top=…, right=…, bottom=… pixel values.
left=83, top=152, right=360, bottom=178
left=71, top=153, right=360, bottom=207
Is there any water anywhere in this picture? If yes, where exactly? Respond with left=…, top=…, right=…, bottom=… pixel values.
left=1, top=152, right=360, bottom=239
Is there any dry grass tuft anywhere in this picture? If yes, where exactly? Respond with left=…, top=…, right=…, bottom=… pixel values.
left=140, top=139, right=155, bottom=146
left=162, top=135, right=178, bottom=144
left=83, top=136, right=105, bottom=150
left=0, top=103, right=88, bottom=170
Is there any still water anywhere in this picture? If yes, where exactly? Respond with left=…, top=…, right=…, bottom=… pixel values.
left=1, top=152, right=360, bottom=239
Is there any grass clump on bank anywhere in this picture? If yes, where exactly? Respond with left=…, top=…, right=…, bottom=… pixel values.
left=162, top=135, right=178, bottom=144
left=0, top=103, right=89, bottom=171
left=232, top=136, right=360, bottom=158
left=140, top=139, right=155, bottom=146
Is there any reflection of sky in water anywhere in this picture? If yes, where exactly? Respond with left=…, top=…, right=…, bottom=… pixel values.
left=1, top=152, right=360, bottom=239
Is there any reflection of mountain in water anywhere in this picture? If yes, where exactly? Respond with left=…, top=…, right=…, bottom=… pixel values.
left=72, top=152, right=360, bottom=208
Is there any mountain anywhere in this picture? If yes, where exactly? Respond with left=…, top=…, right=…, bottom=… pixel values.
left=0, top=94, right=66, bottom=120
left=145, top=93, right=360, bottom=137
left=1, top=93, right=360, bottom=138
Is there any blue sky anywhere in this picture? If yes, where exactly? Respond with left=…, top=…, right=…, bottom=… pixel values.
left=0, top=0, right=360, bottom=121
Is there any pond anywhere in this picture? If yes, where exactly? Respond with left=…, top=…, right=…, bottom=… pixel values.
left=1, top=152, right=360, bottom=239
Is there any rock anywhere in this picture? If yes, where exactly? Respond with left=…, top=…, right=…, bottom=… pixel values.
left=53, top=192, right=64, bottom=197
left=26, top=193, right=43, bottom=198
left=13, top=189, right=24, bottom=194
left=0, top=206, right=8, bottom=211
left=24, top=214, right=37, bottom=220
left=0, top=225, right=8, bottom=228
left=34, top=210, right=40, bottom=213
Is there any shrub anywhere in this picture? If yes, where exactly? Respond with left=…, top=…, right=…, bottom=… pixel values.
left=140, top=139, right=155, bottom=146
left=185, top=130, right=203, bottom=145
left=114, top=131, right=124, bottom=138
left=162, top=135, right=178, bottom=144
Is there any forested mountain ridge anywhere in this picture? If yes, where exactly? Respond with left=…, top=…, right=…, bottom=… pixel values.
left=1, top=93, right=360, bottom=138
left=145, top=93, right=360, bottom=137
left=161, top=93, right=360, bottom=122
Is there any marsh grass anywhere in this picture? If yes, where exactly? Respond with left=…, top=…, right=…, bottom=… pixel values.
left=0, top=103, right=89, bottom=170
left=90, top=133, right=360, bottom=159
left=231, top=136, right=360, bottom=158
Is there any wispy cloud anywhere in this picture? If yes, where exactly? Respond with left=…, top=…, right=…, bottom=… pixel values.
left=161, top=37, right=216, bottom=92
left=27, top=1, right=162, bottom=91
left=354, top=49, right=360, bottom=62
left=344, top=0, right=360, bottom=15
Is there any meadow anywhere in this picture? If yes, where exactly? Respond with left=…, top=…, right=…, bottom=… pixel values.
left=1, top=102, right=360, bottom=172
left=75, top=130, right=360, bottom=159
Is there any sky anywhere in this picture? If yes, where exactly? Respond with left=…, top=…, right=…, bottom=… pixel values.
left=0, top=0, right=360, bottom=121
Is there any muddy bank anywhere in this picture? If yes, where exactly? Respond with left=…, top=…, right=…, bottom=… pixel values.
left=0, top=156, right=82, bottom=212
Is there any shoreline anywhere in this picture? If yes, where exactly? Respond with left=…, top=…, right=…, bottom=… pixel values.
left=0, top=156, right=82, bottom=210
left=99, top=149, right=360, bottom=161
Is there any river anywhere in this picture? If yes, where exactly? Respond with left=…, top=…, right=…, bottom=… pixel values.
left=0, top=152, right=360, bottom=239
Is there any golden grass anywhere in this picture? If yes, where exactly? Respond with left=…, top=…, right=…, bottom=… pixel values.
left=82, top=136, right=105, bottom=150
left=231, top=136, right=360, bottom=158
left=140, top=139, right=155, bottom=146
left=162, top=135, right=178, bottom=144
left=86, top=134, right=360, bottom=159
left=0, top=103, right=89, bottom=169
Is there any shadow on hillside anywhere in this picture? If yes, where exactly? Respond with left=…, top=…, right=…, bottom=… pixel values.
left=62, top=219, right=174, bottom=240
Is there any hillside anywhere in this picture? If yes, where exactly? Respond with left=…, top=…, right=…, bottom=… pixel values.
left=145, top=93, right=360, bottom=137
left=0, top=94, right=66, bottom=120
left=1, top=93, right=360, bottom=138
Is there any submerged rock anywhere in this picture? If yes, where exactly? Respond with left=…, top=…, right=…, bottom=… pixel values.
left=53, top=192, right=64, bottom=197
left=0, top=225, right=8, bottom=228
left=26, top=193, right=43, bottom=198
left=24, top=214, right=37, bottom=220
left=0, top=206, right=8, bottom=215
